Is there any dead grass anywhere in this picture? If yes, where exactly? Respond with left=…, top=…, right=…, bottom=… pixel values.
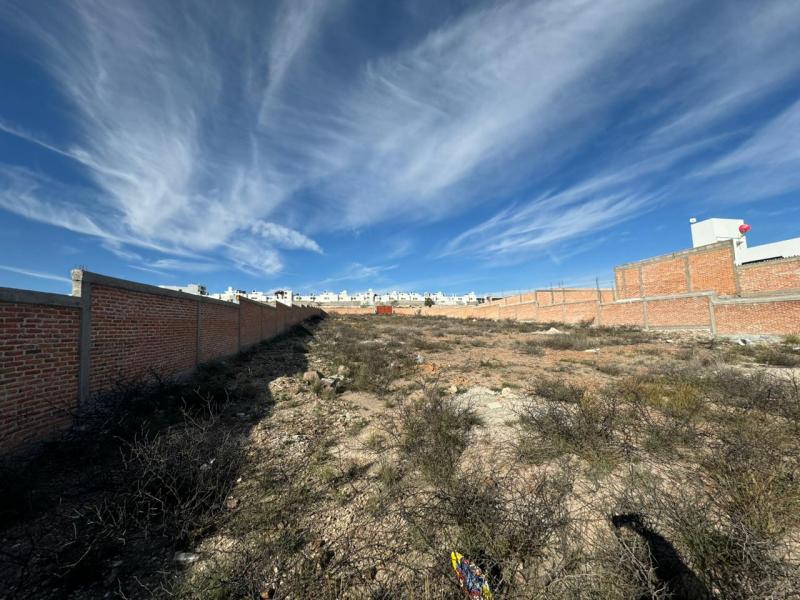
left=2, top=314, right=799, bottom=598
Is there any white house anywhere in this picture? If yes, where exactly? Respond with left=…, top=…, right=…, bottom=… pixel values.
left=690, top=217, right=800, bottom=265
left=209, top=286, right=244, bottom=302
left=159, top=283, right=208, bottom=296
left=316, top=291, right=338, bottom=303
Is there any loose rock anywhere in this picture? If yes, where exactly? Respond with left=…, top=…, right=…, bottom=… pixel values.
left=303, top=370, right=322, bottom=384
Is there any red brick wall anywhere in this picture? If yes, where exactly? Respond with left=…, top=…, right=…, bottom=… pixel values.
left=262, top=305, right=278, bottom=339
left=537, top=304, right=566, bottom=322
left=641, top=257, right=688, bottom=297
left=1, top=275, right=322, bottom=452
left=647, top=296, right=711, bottom=328
left=324, top=307, right=375, bottom=315
left=687, top=244, right=737, bottom=296
left=238, top=298, right=263, bottom=348
left=560, top=301, right=599, bottom=324
left=516, top=303, right=538, bottom=320
left=599, top=302, right=645, bottom=327
left=738, top=257, right=800, bottom=295
left=0, top=301, right=80, bottom=449
left=715, top=299, right=800, bottom=335
left=198, top=302, right=239, bottom=363
left=90, top=285, right=197, bottom=393
left=616, top=267, right=642, bottom=299
left=498, top=305, right=517, bottom=319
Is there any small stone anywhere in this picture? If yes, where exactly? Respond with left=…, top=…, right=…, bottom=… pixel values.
left=320, top=377, right=341, bottom=391
left=173, top=551, right=200, bottom=564
left=583, top=348, right=599, bottom=353
left=303, top=370, right=322, bottom=384
left=448, top=385, right=458, bottom=394
left=415, top=354, right=425, bottom=364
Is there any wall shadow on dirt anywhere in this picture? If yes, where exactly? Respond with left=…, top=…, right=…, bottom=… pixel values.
left=0, top=317, right=322, bottom=599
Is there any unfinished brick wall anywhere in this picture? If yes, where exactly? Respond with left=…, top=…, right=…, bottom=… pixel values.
left=599, top=301, right=645, bottom=327
left=325, top=240, right=799, bottom=337
left=687, top=244, right=737, bottom=296
left=0, top=291, right=81, bottom=449
left=641, top=257, right=688, bottom=297
left=737, top=257, right=800, bottom=295
left=646, top=295, right=712, bottom=328
left=715, top=298, right=800, bottom=335
left=616, top=242, right=737, bottom=300
left=325, top=306, right=375, bottom=315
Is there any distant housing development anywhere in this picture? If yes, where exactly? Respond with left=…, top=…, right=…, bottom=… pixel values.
left=162, top=284, right=482, bottom=307
left=160, top=217, right=800, bottom=312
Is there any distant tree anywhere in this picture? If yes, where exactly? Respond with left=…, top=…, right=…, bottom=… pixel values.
left=424, top=297, right=435, bottom=307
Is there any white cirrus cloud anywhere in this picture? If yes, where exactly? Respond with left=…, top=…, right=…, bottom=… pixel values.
left=0, top=264, right=72, bottom=285
left=1, top=0, right=799, bottom=276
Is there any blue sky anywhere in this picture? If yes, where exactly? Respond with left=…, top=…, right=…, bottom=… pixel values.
left=1, top=0, right=799, bottom=296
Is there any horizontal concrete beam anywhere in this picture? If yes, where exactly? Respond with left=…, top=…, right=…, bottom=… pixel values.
left=72, top=270, right=235, bottom=307
left=0, top=286, right=82, bottom=308
left=713, top=293, right=800, bottom=305
left=608, top=291, right=715, bottom=304
left=615, top=240, right=733, bottom=269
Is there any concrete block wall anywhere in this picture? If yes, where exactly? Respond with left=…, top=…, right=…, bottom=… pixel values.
left=0, top=271, right=322, bottom=452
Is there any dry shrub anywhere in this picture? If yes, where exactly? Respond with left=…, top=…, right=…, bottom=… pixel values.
left=394, top=460, right=574, bottom=598
left=613, top=435, right=800, bottom=600
left=726, top=342, right=800, bottom=367
left=516, top=393, right=628, bottom=473
left=394, top=384, right=483, bottom=486
left=611, top=377, right=706, bottom=455
left=532, top=377, right=586, bottom=404
left=119, top=411, right=244, bottom=544
left=312, top=318, right=413, bottom=396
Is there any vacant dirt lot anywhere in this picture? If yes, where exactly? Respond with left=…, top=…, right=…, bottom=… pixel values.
left=2, top=314, right=799, bottom=599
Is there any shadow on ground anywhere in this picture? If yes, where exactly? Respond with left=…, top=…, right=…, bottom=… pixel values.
left=0, top=318, right=321, bottom=599
left=611, top=513, right=712, bottom=600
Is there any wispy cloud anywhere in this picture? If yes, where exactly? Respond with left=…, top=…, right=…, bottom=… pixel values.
left=697, top=100, right=800, bottom=202
left=250, top=221, right=322, bottom=253
left=0, top=264, right=71, bottom=285
left=304, top=262, right=398, bottom=290
left=1, top=0, right=799, bottom=284
left=0, top=0, right=322, bottom=277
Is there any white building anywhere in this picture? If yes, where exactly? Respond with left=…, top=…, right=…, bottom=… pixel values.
left=316, top=291, right=339, bottom=303
left=352, top=289, right=375, bottom=305
left=209, top=286, right=244, bottom=302
left=690, top=217, right=800, bottom=265
left=159, top=283, right=208, bottom=296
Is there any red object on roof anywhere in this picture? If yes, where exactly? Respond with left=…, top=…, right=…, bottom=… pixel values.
left=739, top=223, right=752, bottom=235
left=376, top=305, right=393, bottom=315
